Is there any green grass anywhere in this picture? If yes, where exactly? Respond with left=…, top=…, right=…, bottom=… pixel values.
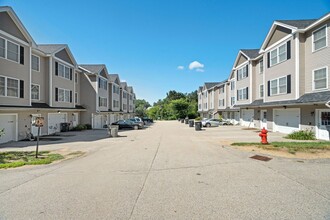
left=231, top=141, right=330, bottom=154
left=0, top=151, right=64, bottom=169
left=285, top=130, right=316, bottom=140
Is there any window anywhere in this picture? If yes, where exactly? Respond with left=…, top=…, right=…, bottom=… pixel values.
left=113, top=100, right=119, bottom=108
left=58, top=63, right=71, bottom=80
left=31, top=55, right=40, bottom=71
left=7, top=41, right=19, bottom=62
left=75, top=92, right=78, bottom=103
left=270, top=43, right=287, bottom=66
left=130, top=94, right=133, bottom=100
left=231, top=97, right=235, bottom=106
left=237, top=65, right=247, bottom=81
left=219, top=86, right=224, bottom=94
left=270, top=76, right=287, bottom=96
left=219, top=99, right=224, bottom=107
left=313, top=26, right=327, bottom=51
left=123, top=92, right=127, bottom=98
left=0, top=37, right=5, bottom=58
left=321, top=112, right=330, bottom=125
left=259, top=84, right=264, bottom=98
left=99, top=78, right=107, bottom=90
left=58, top=88, right=70, bottom=102
left=123, top=104, right=127, bottom=110
left=31, top=84, right=40, bottom=100
left=237, top=87, right=248, bottom=100
left=113, top=85, right=119, bottom=94
left=75, top=73, right=78, bottom=83
left=313, top=67, right=327, bottom=90
left=259, top=59, right=263, bottom=74
left=231, top=81, right=235, bottom=90
left=99, top=97, right=107, bottom=107
left=7, top=78, right=19, bottom=97
left=0, top=76, right=19, bottom=97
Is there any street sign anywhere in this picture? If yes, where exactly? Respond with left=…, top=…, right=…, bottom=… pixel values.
left=35, top=117, right=44, bottom=127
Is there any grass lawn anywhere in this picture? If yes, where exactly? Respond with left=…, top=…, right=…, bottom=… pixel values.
left=231, top=141, right=330, bottom=154
left=0, top=151, right=64, bottom=169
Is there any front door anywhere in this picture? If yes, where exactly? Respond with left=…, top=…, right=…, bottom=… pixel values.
left=72, top=113, right=78, bottom=127
left=260, top=110, right=267, bottom=129
left=317, top=109, right=330, bottom=140
left=31, top=114, right=41, bottom=136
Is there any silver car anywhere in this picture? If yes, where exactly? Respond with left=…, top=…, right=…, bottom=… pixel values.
left=202, top=118, right=232, bottom=127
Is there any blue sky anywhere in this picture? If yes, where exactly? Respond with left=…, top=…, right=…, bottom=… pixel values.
left=1, top=0, right=329, bottom=104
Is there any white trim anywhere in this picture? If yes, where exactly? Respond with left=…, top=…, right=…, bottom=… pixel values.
left=0, top=113, right=18, bottom=142
left=269, top=42, right=287, bottom=67
left=56, top=88, right=71, bottom=103
left=0, top=29, right=29, bottom=46
left=263, top=34, right=292, bottom=53
left=29, top=47, right=32, bottom=106
left=49, top=56, right=53, bottom=107
left=312, top=66, right=328, bottom=91
left=312, top=24, right=328, bottom=53
left=31, top=54, right=40, bottom=72
left=31, top=83, right=40, bottom=101
left=305, top=14, right=330, bottom=31
left=0, top=37, right=20, bottom=64
left=270, top=76, right=287, bottom=96
left=0, top=75, right=20, bottom=98
left=53, top=56, right=74, bottom=68
left=56, top=62, right=72, bottom=81
left=249, top=62, right=252, bottom=104
left=234, top=59, right=249, bottom=70
left=295, top=33, right=300, bottom=99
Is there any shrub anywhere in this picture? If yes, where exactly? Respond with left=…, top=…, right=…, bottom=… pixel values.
left=286, top=129, right=316, bottom=140
left=195, top=117, right=202, bottom=121
left=85, top=124, right=92, bottom=130
left=72, top=124, right=87, bottom=131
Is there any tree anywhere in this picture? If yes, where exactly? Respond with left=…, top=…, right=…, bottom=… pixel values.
left=170, top=98, right=189, bottom=119
left=135, top=99, right=151, bottom=117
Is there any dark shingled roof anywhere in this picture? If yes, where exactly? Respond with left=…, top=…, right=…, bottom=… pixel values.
left=236, top=91, right=330, bottom=108
left=241, top=49, right=260, bottom=59
left=37, top=44, right=66, bottom=54
left=0, top=103, right=85, bottom=110
left=205, top=82, right=220, bottom=89
left=79, top=64, right=105, bottom=74
left=276, top=19, right=317, bottom=29
left=109, top=74, right=119, bottom=83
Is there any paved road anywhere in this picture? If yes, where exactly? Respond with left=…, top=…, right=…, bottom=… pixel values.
left=0, top=121, right=329, bottom=219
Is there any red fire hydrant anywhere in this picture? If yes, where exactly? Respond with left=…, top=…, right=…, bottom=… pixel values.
left=259, top=127, right=268, bottom=144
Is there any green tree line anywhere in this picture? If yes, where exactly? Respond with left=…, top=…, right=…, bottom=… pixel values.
left=134, top=90, right=198, bottom=120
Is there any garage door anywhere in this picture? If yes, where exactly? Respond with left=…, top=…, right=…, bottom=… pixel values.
left=48, top=113, right=67, bottom=134
left=0, top=114, right=17, bottom=144
left=273, top=109, right=300, bottom=134
left=241, top=109, right=254, bottom=127
left=93, top=115, right=102, bottom=129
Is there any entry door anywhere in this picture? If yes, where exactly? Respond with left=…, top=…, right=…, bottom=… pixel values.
left=72, top=113, right=78, bottom=127
left=0, top=114, right=17, bottom=144
left=260, top=110, right=267, bottom=129
left=31, top=114, right=41, bottom=136
left=317, top=110, right=330, bottom=140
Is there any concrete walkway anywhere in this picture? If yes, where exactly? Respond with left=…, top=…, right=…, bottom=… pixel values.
left=0, top=121, right=329, bottom=219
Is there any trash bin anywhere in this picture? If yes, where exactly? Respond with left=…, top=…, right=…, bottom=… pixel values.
left=110, top=125, right=119, bottom=137
left=195, top=121, right=202, bottom=131
left=185, top=119, right=189, bottom=124
left=60, top=122, right=70, bottom=132
left=181, top=119, right=184, bottom=123
left=189, top=120, right=194, bottom=127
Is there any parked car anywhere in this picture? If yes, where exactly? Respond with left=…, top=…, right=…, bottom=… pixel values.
left=111, top=120, right=141, bottom=130
left=202, top=118, right=232, bottom=127
left=142, top=117, right=153, bottom=124
left=128, top=118, right=144, bottom=128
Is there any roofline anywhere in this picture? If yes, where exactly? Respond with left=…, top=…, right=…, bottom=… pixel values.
left=304, top=13, right=330, bottom=31
left=78, top=66, right=95, bottom=74
left=0, top=6, right=37, bottom=47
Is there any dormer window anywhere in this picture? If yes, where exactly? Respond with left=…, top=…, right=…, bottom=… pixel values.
left=313, top=25, right=327, bottom=52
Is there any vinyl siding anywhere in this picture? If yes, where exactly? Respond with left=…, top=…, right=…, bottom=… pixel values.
left=265, top=25, right=292, bottom=48
left=253, top=58, right=264, bottom=101
left=0, top=12, right=28, bottom=42
left=55, top=49, right=74, bottom=65
left=31, top=54, right=49, bottom=103
left=236, top=54, right=248, bottom=67
left=304, top=20, right=330, bottom=93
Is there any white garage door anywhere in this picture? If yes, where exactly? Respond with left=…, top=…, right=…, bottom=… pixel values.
left=273, top=109, right=300, bottom=134
left=48, top=113, right=67, bottom=134
left=93, top=115, right=102, bottom=129
left=0, top=114, right=17, bottom=144
left=241, top=109, right=254, bottom=127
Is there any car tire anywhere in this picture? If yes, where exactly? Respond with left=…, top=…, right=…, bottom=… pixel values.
left=206, top=123, right=211, bottom=127
left=134, top=125, right=139, bottom=130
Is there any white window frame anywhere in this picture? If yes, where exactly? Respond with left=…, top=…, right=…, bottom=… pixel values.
left=237, top=87, right=248, bottom=101
left=57, top=88, right=70, bottom=102
left=99, top=97, right=107, bottom=107
left=237, top=65, right=247, bottom=81
left=58, top=63, right=71, bottom=80
left=270, top=76, right=287, bottom=96
left=231, top=81, right=235, bottom=90
left=31, top=84, right=40, bottom=100
left=75, top=92, right=78, bottom=104
left=31, top=54, right=40, bottom=72
left=99, top=77, right=107, bottom=90
left=259, top=59, right=263, bottom=74
left=219, top=99, right=224, bottom=107
left=270, top=42, right=287, bottom=67
left=231, top=97, right=235, bottom=106
left=6, top=39, right=19, bottom=63
left=312, top=66, right=328, bottom=91
left=312, top=25, right=328, bottom=52
left=0, top=75, right=19, bottom=98
left=259, top=84, right=264, bottom=98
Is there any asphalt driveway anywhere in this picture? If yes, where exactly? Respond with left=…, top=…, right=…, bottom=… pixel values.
left=0, top=121, right=329, bottom=219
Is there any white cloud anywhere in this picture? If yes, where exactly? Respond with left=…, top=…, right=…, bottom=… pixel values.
left=196, top=68, right=205, bottom=72
left=189, top=61, right=204, bottom=70
left=177, top=66, right=184, bottom=70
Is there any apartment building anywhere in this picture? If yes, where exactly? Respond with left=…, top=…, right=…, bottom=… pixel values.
left=120, top=82, right=128, bottom=118
left=198, top=12, right=330, bottom=140
left=109, top=74, right=122, bottom=123
left=127, top=86, right=136, bottom=118
left=0, top=7, right=136, bottom=144
left=197, top=82, right=219, bottom=118
left=0, top=7, right=86, bottom=143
